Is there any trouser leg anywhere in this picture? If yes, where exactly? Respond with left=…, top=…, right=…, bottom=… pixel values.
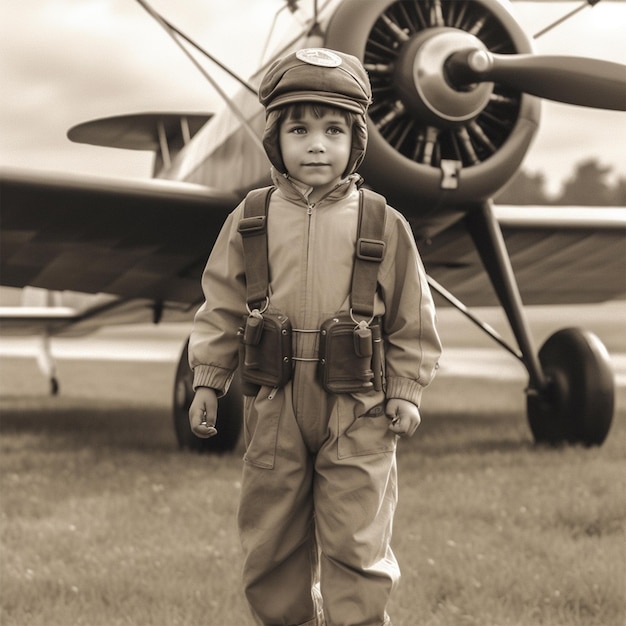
left=237, top=387, right=323, bottom=626
left=314, top=394, right=400, bottom=626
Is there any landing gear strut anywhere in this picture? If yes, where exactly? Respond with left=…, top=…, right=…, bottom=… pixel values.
left=457, top=202, right=615, bottom=446
left=173, top=340, right=243, bottom=453
left=36, top=333, right=60, bottom=396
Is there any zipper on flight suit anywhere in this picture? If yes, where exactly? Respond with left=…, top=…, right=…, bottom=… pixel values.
left=302, top=199, right=315, bottom=332
left=295, top=186, right=344, bottom=404
left=284, top=198, right=316, bottom=404
left=268, top=181, right=344, bottom=402
left=267, top=197, right=315, bottom=402
left=300, top=198, right=315, bottom=311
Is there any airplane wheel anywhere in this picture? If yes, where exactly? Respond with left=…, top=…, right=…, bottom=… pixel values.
left=527, top=328, right=614, bottom=446
left=173, top=340, right=243, bottom=453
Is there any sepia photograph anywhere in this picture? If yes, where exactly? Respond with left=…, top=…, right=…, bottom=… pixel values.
left=1, top=1, right=624, bottom=625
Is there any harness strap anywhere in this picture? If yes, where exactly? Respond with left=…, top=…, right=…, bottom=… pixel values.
left=238, top=186, right=274, bottom=310
left=351, top=189, right=386, bottom=318
left=239, top=186, right=386, bottom=319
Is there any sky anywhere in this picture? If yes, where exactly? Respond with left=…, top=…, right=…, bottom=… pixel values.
left=0, top=0, right=624, bottom=196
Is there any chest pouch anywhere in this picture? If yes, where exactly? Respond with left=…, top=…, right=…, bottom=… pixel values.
left=238, top=309, right=292, bottom=391
left=318, top=314, right=383, bottom=394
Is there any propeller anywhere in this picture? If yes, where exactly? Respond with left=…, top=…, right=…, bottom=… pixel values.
left=446, top=51, right=626, bottom=111
left=324, top=0, right=623, bottom=208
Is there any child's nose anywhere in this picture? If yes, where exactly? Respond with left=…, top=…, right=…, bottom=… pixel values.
left=308, top=131, right=326, bottom=152
left=308, top=140, right=326, bottom=153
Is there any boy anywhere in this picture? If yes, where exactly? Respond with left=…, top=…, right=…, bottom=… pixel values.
left=188, top=48, right=442, bottom=626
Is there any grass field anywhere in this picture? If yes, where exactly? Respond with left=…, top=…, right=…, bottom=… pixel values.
left=1, top=304, right=625, bottom=625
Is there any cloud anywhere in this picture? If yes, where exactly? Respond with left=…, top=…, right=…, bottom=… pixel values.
left=0, top=0, right=244, bottom=176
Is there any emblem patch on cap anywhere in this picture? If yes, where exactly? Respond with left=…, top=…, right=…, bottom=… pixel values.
left=296, top=48, right=342, bottom=68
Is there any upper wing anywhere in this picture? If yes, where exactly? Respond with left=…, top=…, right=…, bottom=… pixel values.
left=421, top=205, right=626, bottom=306
left=0, top=168, right=241, bottom=306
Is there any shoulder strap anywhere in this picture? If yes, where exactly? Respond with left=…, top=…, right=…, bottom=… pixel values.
left=238, top=186, right=275, bottom=311
left=238, top=186, right=386, bottom=317
left=351, top=189, right=387, bottom=319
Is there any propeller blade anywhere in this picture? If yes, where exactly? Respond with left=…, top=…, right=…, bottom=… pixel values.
left=446, top=50, right=626, bottom=111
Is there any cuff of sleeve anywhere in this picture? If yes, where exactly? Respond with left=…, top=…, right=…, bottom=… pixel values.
left=192, top=365, right=234, bottom=397
left=385, top=376, right=424, bottom=407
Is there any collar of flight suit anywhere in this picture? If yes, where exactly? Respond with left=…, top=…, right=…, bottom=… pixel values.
left=270, top=167, right=362, bottom=206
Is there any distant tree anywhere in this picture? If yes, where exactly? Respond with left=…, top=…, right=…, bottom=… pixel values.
left=493, top=159, right=624, bottom=205
left=608, top=176, right=626, bottom=205
left=554, top=158, right=614, bottom=206
left=494, top=169, right=551, bottom=205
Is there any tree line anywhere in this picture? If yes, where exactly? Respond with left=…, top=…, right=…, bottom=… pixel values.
left=494, top=158, right=626, bottom=206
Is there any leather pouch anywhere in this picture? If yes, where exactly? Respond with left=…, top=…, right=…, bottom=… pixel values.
left=318, top=313, right=376, bottom=394
left=239, top=311, right=292, bottom=391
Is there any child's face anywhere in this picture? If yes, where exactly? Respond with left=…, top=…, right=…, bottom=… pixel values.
left=279, top=107, right=352, bottom=200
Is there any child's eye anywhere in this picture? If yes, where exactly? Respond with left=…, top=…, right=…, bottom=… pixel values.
left=289, top=126, right=307, bottom=135
left=327, top=126, right=346, bottom=135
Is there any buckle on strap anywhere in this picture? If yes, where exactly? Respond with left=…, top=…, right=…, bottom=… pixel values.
left=238, top=215, right=267, bottom=236
left=356, top=238, right=385, bottom=261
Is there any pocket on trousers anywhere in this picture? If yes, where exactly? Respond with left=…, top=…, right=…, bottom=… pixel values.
left=243, top=388, right=283, bottom=469
left=336, top=393, right=397, bottom=460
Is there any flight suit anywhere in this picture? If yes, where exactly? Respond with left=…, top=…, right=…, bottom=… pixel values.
left=189, top=172, right=442, bottom=625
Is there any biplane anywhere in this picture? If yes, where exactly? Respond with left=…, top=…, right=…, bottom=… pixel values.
left=1, top=0, right=624, bottom=452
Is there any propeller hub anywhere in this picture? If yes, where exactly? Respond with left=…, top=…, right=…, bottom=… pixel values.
left=468, top=49, right=492, bottom=73
left=394, top=28, right=494, bottom=126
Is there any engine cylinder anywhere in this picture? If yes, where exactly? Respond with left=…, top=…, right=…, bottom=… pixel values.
left=325, top=0, right=541, bottom=214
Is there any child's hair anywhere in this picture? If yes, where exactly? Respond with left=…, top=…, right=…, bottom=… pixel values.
left=277, top=102, right=359, bottom=128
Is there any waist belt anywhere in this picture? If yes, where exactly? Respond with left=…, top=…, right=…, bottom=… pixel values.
left=291, top=328, right=321, bottom=363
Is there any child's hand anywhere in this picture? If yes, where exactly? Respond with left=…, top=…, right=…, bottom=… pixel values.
left=189, top=387, right=219, bottom=438
left=386, top=398, right=421, bottom=437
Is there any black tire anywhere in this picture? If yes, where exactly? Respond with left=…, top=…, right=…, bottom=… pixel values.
left=527, top=328, right=614, bottom=446
left=173, top=340, right=243, bottom=453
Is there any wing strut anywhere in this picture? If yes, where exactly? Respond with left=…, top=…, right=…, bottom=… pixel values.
left=463, top=202, right=547, bottom=394
left=135, top=0, right=265, bottom=155
left=135, top=0, right=257, bottom=95
left=534, top=0, right=601, bottom=39
left=426, top=275, right=523, bottom=362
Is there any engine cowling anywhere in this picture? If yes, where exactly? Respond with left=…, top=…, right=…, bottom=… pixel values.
left=325, top=0, right=541, bottom=218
